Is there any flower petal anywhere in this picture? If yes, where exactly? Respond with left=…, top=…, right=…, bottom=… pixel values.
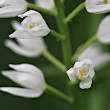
left=66, top=68, right=77, bottom=82
left=35, top=0, right=54, bottom=10
left=0, top=87, right=43, bottom=98
left=2, top=70, right=46, bottom=90
left=98, top=15, right=110, bottom=44
left=78, top=43, right=110, bottom=69
left=0, top=0, right=27, bottom=18
left=80, top=79, right=92, bottom=89
left=11, top=21, right=23, bottom=30
left=5, top=40, right=41, bottom=57
left=18, top=10, right=42, bottom=18
left=9, top=64, right=45, bottom=82
left=9, top=29, right=33, bottom=39
left=86, top=0, right=110, bottom=14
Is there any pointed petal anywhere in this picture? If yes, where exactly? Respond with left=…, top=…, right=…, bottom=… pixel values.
left=5, top=40, right=40, bottom=57
left=98, top=15, right=110, bottom=44
left=0, top=0, right=27, bottom=18
left=11, top=21, right=23, bottom=30
left=18, top=10, right=42, bottom=18
left=9, top=29, right=34, bottom=39
left=0, top=87, right=43, bottom=98
left=2, top=70, right=46, bottom=89
left=9, top=64, right=45, bottom=81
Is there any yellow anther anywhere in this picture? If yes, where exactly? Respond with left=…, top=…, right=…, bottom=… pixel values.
left=20, top=82, right=23, bottom=86
left=78, top=70, right=88, bottom=79
left=103, top=0, right=107, bottom=4
left=29, top=25, right=35, bottom=29
left=4, top=4, right=11, bottom=6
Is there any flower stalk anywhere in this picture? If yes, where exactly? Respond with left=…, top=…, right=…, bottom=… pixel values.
left=54, top=0, right=74, bottom=109
left=54, top=0, right=72, bottom=69
left=27, top=2, right=56, bottom=16
left=41, top=50, right=66, bottom=72
left=64, top=2, right=85, bottom=23
left=50, top=29, right=65, bottom=40
left=46, top=85, right=73, bottom=104
left=72, top=35, right=98, bottom=63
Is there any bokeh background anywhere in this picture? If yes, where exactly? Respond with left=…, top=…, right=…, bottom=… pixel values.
left=0, top=0, right=110, bottom=110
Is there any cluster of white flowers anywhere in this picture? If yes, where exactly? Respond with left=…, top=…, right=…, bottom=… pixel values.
left=0, top=0, right=50, bottom=98
left=0, top=0, right=110, bottom=98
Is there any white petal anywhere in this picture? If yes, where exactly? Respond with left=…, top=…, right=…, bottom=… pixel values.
left=9, top=27, right=50, bottom=39
left=11, top=21, right=23, bottom=30
left=66, top=68, right=77, bottom=82
left=78, top=43, right=110, bottom=69
left=98, top=15, right=110, bottom=44
left=80, top=79, right=92, bottom=89
left=16, top=37, right=47, bottom=50
left=0, top=87, right=43, bottom=98
left=93, top=53, right=110, bottom=69
left=2, top=70, right=46, bottom=90
left=0, top=0, right=27, bottom=18
left=18, top=10, right=42, bottom=18
left=86, top=0, right=110, bottom=14
left=35, top=0, right=54, bottom=10
left=9, top=64, right=45, bottom=82
left=9, top=29, right=33, bottom=39
left=5, top=40, right=41, bottom=57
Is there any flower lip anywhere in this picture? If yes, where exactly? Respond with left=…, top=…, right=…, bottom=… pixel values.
left=78, top=70, right=88, bottom=79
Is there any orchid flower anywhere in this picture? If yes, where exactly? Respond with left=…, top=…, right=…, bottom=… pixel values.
left=5, top=21, right=47, bottom=58
left=0, top=0, right=27, bottom=18
left=86, top=0, right=110, bottom=14
left=9, top=10, right=50, bottom=39
left=0, top=64, right=46, bottom=98
left=67, top=59, right=95, bottom=89
left=35, top=0, right=54, bottom=10
left=97, top=15, right=110, bottom=44
left=78, top=43, right=110, bottom=70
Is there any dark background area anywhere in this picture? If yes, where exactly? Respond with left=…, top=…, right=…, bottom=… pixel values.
left=0, top=0, right=110, bottom=110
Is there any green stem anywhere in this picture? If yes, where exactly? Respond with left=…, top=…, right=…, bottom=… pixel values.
left=50, top=29, right=65, bottom=40
left=41, top=50, right=66, bottom=72
left=64, top=2, right=85, bottom=23
left=54, top=0, right=72, bottom=69
left=46, top=85, right=73, bottom=104
left=72, top=35, right=98, bottom=62
left=54, top=0, right=74, bottom=109
left=27, top=3, right=56, bottom=16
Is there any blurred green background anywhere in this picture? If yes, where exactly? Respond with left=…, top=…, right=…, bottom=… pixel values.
left=0, top=0, right=110, bottom=110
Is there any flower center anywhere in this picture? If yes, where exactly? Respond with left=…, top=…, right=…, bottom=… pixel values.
left=4, top=4, right=11, bottom=7
left=20, top=82, right=23, bottom=86
left=78, top=70, right=88, bottom=79
left=97, top=0, right=107, bottom=5
left=103, top=0, right=107, bottom=4
left=29, top=25, right=35, bottom=29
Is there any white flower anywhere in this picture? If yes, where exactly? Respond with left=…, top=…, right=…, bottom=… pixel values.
left=9, top=10, right=50, bottom=39
left=97, top=15, right=110, bottom=44
left=35, top=0, right=54, bottom=10
left=0, top=0, right=27, bottom=18
left=78, top=43, right=110, bottom=70
left=86, top=0, right=110, bottom=14
left=67, top=59, right=95, bottom=89
left=5, top=21, right=47, bottom=58
left=0, top=64, right=46, bottom=98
